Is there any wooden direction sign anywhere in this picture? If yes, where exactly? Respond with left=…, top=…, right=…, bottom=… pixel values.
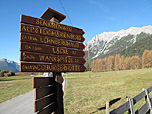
left=20, top=52, right=86, bottom=65
left=20, top=42, right=85, bottom=57
left=21, top=14, right=84, bottom=35
left=21, top=63, right=86, bottom=72
left=20, top=33, right=85, bottom=49
left=20, top=8, right=86, bottom=73
left=20, top=24, right=85, bottom=42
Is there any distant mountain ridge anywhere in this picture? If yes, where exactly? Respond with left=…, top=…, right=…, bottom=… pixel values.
left=84, top=25, right=152, bottom=60
left=0, top=58, right=19, bottom=73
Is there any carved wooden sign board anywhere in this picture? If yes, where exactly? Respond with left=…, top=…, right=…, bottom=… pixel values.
left=20, top=8, right=86, bottom=72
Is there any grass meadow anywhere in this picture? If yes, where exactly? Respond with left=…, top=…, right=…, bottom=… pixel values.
left=0, top=75, right=33, bottom=103
left=0, top=68, right=152, bottom=114
left=63, top=68, right=152, bottom=114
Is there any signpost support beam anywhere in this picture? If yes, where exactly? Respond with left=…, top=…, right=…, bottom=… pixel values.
left=41, top=8, right=65, bottom=114
left=53, top=72, right=64, bottom=114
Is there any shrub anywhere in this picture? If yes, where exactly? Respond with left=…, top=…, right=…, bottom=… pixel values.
left=0, top=71, right=4, bottom=77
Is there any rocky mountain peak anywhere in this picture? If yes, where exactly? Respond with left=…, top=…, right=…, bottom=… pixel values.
left=84, top=25, right=152, bottom=59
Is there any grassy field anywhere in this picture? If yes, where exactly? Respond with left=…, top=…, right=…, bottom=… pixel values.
left=0, top=68, right=152, bottom=114
left=0, top=75, right=33, bottom=103
left=63, top=68, right=152, bottom=114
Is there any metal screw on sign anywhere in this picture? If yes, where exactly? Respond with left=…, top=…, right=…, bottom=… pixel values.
left=143, top=88, right=152, bottom=114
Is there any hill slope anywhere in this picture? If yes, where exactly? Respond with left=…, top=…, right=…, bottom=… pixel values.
left=0, top=59, right=19, bottom=73
left=119, top=35, right=152, bottom=57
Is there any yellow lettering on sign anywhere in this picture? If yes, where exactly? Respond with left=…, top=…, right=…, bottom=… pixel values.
left=75, top=59, right=79, bottom=63
left=21, top=25, right=82, bottom=42
left=23, top=54, right=35, bottom=60
left=25, top=45, right=31, bottom=49
left=53, top=48, right=68, bottom=55
left=39, top=55, right=45, bottom=61
left=35, top=19, right=73, bottom=32
left=36, top=19, right=39, bottom=25
left=67, top=57, right=73, bottom=63
left=22, top=64, right=83, bottom=72
left=22, top=25, right=27, bottom=31
left=22, top=34, right=38, bottom=42
left=32, top=46, right=42, bottom=51
left=72, top=51, right=76, bottom=55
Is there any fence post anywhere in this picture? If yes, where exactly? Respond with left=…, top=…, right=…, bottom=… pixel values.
left=106, top=101, right=110, bottom=114
left=127, top=97, right=135, bottom=114
left=143, top=88, right=152, bottom=114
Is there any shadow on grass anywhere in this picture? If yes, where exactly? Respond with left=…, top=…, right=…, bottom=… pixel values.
left=91, top=97, right=121, bottom=114
left=0, top=77, right=31, bottom=82
left=0, top=79, right=16, bottom=81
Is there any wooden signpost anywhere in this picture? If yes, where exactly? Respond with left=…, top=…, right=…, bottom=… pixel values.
left=20, top=33, right=85, bottom=49
left=21, top=63, right=86, bottom=72
left=21, top=14, right=84, bottom=35
left=20, top=52, right=86, bottom=64
left=20, top=7, right=86, bottom=114
left=20, top=23, right=85, bottom=42
left=20, top=42, right=85, bottom=57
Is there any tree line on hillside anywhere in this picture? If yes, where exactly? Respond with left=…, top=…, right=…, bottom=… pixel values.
left=119, top=35, right=152, bottom=58
left=91, top=50, right=152, bottom=72
left=0, top=70, right=15, bottom=77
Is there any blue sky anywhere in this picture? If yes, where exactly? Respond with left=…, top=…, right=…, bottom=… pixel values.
left=0, top=0, right=152, bottom=62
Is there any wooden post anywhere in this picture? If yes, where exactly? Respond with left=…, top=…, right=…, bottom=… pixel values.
left=40, top=8, right=66, bottom=114
left=53, top=72, right=64, bottom=114
left=127, top=97, right=135, bottom=114
left=50, top=18, right=64, bottom=114
left=143, top=88, right=152, bottom=114
left=106, top=101, right=110, bottom=114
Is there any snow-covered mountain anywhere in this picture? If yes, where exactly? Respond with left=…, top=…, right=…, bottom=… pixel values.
left=0, top=58, right=20, bottom=73
left=85, top=25, right=152, bottom=59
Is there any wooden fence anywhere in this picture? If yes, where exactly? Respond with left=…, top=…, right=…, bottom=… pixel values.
left=108, top=86, right=152, bottom=114
left=32, top=77, right=56, bottom=114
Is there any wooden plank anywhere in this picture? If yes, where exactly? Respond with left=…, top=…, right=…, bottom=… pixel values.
left=20, top=52, right=86, bottom=65
left=37, top=102, right=55, bottom=114
left=110, top=101, right=130, bottom=114
left=20, top=24, right=85, bottom=42
left=135, top=102, right=149, bottom=114
left=32, top=77, right=55, bottom=88
left=20, top=42, right=85, bottom=57
left=35, top=94, right=55, bottom=112
left=147, top=86, right=152, bottom=93
left=21, top=62, right=86, bottom=72
left=20, top=33, right=85, bottom=49
left=133, top=86, right=152, bottom=104
left=21, top=14, right=84, bottom=35
left=35, top=86, right=55, bottom=100
left=133, top=91, right=146, bottom=104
